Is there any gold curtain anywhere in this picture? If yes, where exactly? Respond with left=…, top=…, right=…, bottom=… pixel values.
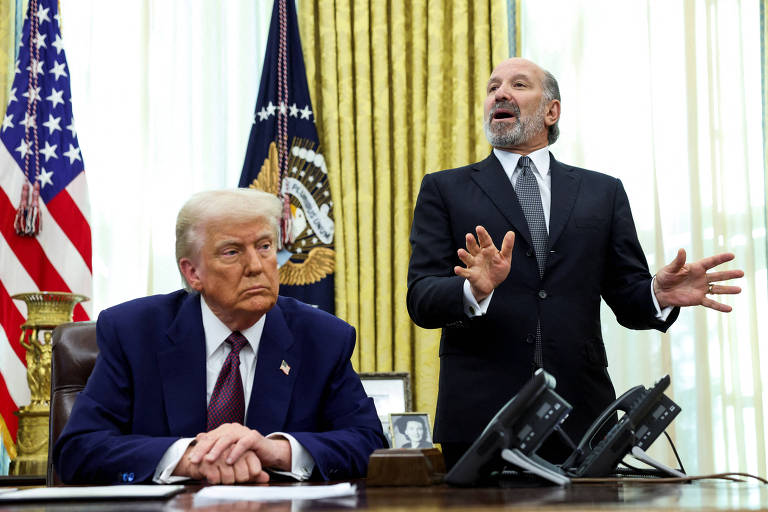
left=299, top=0, right=508, bottom=417
left=0, top=0, right=18, bottom=109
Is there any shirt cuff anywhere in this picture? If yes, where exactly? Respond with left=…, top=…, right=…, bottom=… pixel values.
left=266, top=432, right=315, bottom=480
left=650, top=276, right=673, bottom=322
left=153, top=438, right=193, bottom=484
left=462, top=279, right=493, bottom=317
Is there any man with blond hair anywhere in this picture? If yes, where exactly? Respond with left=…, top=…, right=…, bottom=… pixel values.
left=55, top=188, right=385, bottom=484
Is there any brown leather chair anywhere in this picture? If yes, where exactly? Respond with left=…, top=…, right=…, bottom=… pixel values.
left=47, top=321, right=98, bottom=486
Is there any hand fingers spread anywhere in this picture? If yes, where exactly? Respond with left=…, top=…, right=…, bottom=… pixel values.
left=697, top=252, right=736, bottom=270
left=499, top=231, right=515, bottom=260
left=453, top=265, right=471, bottom=279
left=465, top=232, right=480, bottom=255
left=475, top=225, right=495, bottom=250
left=702, top=297, right=733, bottom=313
left=707, top=269, right=745, bottom=283
left=710, top=285, right=742, bottom=295
left=456, top=248, right=473, bottom=267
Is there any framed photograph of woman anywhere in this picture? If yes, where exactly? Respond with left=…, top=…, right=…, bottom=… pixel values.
left=389, top=413, right=433, bottom=449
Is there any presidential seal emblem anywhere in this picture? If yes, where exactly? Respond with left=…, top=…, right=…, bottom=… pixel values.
left=249, top=138, right=335, bottom=286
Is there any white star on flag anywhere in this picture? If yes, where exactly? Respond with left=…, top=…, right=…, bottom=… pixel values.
left=46, top=87, right=64, bottom=108
left=266, top=101, right=276, bottom=116
left=22, top=85, right=41, bottom=102
left=2, top=114, right=13, bottom=132
left=42, top=113, right=61, bottom=133
left=33, top=33, right=46, bottom=49
left=50, top=61, right=67, bottom=80
left=279, top=102, right=287, bottom=115
left=27, top=60, right=44, bottom=76
left=7, top=87, right=16, bottom=104
left=63, top=143, right=81, bottom=163
left=37, top=168, right=54, bottom=188
left=289, top=103, right=299, bottom=117
left=36, top=5, right=50, bottom=24
left=40, top=141, right=57, bottom=161
left=299, top=105, right=312, bottom=119
left=66, top=120, right=76, bottom=137
left=15, top=139, right=31, bottom=158
left=20, top=112, right=36, bottom=129
left=256, top=108, right=268, bottom=121
left=51, top=33, right=64, bottom=54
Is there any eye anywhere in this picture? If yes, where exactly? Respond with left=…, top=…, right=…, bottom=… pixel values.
left=487, top=84, right=499, bottom=93
left=513, top=81, right=526, bottom=88
left=258, top=241, right=274, bottom=252
left=222, top=248, right=239, bottom=257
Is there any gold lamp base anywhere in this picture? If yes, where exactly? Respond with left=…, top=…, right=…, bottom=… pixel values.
left=10, top=291, right=88, bottom=476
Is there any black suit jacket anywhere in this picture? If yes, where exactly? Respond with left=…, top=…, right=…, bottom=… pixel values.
left=407, top=152, right=678, bottom=448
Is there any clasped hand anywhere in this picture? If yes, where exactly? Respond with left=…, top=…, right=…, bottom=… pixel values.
left=453, top=226, right=515, bottom=302
left=173, top=423, right=292, bottom=484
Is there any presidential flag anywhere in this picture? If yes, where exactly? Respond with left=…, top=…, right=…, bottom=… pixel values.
left=240, top=0, right=334, bottom=314
left=0, top=0, right=91, bottom=439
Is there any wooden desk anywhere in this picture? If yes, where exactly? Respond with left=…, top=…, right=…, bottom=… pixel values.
left=0, top=480, right=766, bottom=511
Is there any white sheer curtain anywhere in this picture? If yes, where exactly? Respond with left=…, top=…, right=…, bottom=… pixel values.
left=522, top=0, right=767, bottom=475
left=58, top=1, right=272, bottom=314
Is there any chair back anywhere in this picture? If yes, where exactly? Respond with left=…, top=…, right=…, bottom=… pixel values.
left=47, top=321, right=98, bottom=486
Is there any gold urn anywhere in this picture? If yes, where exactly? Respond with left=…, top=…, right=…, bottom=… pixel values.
left=10, top=292, right=88, bottom=476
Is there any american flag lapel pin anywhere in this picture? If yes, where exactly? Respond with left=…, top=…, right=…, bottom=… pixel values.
left=280, top=360, right=291, bottom=376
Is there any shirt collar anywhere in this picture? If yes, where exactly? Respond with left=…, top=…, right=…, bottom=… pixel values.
left=200, top=296, right=266, bottom=357
left=493, top=146, right=551, bottom=180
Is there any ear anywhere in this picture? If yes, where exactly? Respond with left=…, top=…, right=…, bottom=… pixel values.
left=544, top=99, right=561, bottom=127
left=179, top=258, right=204, bottom=292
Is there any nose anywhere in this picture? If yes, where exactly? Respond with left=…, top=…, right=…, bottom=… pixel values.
left=494, top=83, right=512, bottom=101
left=244, top=247, right=264, bottom=274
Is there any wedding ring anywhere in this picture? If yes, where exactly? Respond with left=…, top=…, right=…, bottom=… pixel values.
left=707, top=283, right=714, bottom=294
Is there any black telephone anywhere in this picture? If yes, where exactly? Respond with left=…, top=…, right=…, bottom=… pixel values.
left=444, top=372, right=681, bottom=486
left=562, top=374, right=681, bottom=477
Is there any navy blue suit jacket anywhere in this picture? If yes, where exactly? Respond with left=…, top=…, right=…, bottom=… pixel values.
left=407, top=152, right=679, bottom=449
left=53, top=291, right=386, bottom=484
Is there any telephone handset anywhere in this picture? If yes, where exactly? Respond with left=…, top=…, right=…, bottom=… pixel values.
left=560, top=384, right=645, bottom=470
left=564, top=374, right=681, bottom=477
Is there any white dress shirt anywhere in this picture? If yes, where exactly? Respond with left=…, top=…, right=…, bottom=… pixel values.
left=462, top=147, right=670, bottom=321
left=153, top=297, right=315, bottom=483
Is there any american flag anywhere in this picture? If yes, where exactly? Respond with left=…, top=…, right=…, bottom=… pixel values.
left=0, top=0, right=91, bottom=439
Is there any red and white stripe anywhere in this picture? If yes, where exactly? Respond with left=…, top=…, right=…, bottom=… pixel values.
left=0, top=140, right=92, bottom=439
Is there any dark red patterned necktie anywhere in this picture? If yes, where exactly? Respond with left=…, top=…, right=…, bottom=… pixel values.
left=206, top=331, right=248, bottom=431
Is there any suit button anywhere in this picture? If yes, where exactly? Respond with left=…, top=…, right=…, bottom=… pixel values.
left=526, top=249, right=533, bottom=257
left=538, top=290, right=548, bottom=299
left=525, top=334, right=535, bottom=344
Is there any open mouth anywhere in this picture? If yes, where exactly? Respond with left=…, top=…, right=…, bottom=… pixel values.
left=491, top=106, right=518, bottom=121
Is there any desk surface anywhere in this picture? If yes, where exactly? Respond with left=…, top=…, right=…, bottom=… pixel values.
left=0, top=480, right=766, bottom=511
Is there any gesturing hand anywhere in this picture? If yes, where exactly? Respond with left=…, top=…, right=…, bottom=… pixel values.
left=453, top=226, right=515, bottom=302
left=653, top=248, right=744, bottom=312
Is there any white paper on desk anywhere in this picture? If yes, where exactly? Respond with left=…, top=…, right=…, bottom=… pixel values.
left=195, top=482, right=356, bottom=504
left=0, top=485, right=185, bottom=501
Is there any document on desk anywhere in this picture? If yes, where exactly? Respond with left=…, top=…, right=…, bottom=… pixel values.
left=195, top=482, right=356, bottom=504
left=0, top=485, right=185, bottom=501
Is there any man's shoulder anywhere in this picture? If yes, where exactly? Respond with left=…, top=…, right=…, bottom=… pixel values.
left=274, top=295, right=351, bottom=331
left=99, top=289, right=192, bottom=324
left=551, top=156, right=620, bottom=184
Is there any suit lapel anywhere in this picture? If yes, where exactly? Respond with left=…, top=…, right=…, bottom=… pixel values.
left=158, top=293, right=208, bottom=436
left=245, top=302, right=300, bottom=433
left=470, top=153, right=533, bottom=248
left=548, top=154, right=580, bottom=248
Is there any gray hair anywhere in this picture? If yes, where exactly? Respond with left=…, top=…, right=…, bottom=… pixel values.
left=175, top=188, right=282, bottom=291
left=541, top=69, right=560, bottom=145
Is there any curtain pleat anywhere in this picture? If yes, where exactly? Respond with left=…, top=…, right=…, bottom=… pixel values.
left=299, top=0, right=507, bottom=415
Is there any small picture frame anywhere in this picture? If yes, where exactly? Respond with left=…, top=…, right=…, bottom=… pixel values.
left=389, top=412, right=433, bottom=449
left=359, top=372, right=411, bottom=447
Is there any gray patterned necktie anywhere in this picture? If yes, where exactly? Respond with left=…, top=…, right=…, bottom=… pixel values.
left=515, top=156, right=548, bottom=276
left=515, top=156, right=548, bottom=368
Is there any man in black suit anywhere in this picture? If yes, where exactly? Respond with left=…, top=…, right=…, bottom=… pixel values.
left=406, top=58, right=743, bottom=468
